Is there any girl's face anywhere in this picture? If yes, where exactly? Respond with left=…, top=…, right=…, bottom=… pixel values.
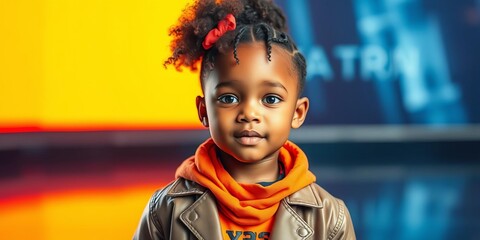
left=197, top=42, right=309, bottom=163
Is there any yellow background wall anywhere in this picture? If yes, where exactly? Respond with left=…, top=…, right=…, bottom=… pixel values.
left=0, top=0, right=199, bottom=239
left=0, top=0, right=201, bottom=132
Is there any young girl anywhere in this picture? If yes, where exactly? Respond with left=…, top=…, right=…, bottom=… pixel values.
left=133, top=0, right=356, bottom=239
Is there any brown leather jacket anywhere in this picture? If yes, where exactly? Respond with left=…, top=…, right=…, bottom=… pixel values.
left=133, top=178, right=356, bottom=240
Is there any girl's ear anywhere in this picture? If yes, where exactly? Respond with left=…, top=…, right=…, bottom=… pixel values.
left=291, top=97, right=309, bottom=129
left=196, top=96, right=209, bottom=127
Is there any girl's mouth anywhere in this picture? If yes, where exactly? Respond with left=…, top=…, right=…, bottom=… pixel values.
left=234, top=130, right=265, bottom=145
left=235, top=136, right=264, bottom=146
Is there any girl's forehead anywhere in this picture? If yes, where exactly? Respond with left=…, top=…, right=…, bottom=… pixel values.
left=215, top=43, right=295, bottom=79
left=206, top=43, right=298, bottom=91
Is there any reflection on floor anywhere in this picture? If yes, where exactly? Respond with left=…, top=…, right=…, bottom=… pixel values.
left=0, top=141, right=479, bottom=239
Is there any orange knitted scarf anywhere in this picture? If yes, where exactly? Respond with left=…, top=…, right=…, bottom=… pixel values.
left=175, top=138, right=316, bottom=225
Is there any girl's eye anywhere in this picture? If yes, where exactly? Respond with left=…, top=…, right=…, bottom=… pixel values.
left=218, top=94, right=239, bottom=104
left=263, top=95, right=282, bottom=104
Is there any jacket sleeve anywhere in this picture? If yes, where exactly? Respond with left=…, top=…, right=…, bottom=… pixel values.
left=132, top=190, right=165, bottom=240
left=332, top=199, right=356, bottom=240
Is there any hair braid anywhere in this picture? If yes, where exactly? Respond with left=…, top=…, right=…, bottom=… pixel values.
left=166, top=0, right=307, bottom=95
left=257, top=23, right=273, bottom=62
left=233, top=26, right=249, bottom=65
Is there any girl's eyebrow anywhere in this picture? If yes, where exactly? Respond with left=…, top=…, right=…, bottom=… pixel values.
left=215, top=80, right=288, bottom=93
left=215, top=80, right=242, bottom=90
left=261, top=80, right=288, bottom=93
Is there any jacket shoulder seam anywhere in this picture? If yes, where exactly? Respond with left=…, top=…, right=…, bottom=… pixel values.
left=149, top=189, right=164, bottom=234
left=327, top=198, right=346, bottom=240
left=311, top=183, right=323, bottom=205
left=149, top=179, right=178, bottom=234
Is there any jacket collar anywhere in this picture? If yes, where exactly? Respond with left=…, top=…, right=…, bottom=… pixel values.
left=271, top=184, right=323, bottom=240
left=166, top=178, right=323, bottom=240
left=166, top=178, right=207, bottom=197
left=167, top=178, right=323, bottom=208
left=286, top=183, right=324, bottom=208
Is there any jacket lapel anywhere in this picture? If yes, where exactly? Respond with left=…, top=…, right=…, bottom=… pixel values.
left=167, top=179, right=223, bottom=240
left=178, top=191, right=223, bottom=240
left=270, top=184, right=323, bottom=240
left=169, top=180, right=323, bottom=240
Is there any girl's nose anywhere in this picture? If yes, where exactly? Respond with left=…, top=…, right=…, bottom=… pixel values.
left=236, top=100, right=261, bottom=123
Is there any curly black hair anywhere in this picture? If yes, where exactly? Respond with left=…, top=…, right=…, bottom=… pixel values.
left=165, top=0, right=307, bottom=95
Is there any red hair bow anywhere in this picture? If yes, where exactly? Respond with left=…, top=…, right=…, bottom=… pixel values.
left=202, top=14, right=236, bottom=50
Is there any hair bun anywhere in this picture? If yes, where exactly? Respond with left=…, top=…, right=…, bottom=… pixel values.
left=165, top=0, right=289, bottom=72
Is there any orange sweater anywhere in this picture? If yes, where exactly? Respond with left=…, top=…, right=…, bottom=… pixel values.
left=175, top=138, right=316, bottom=238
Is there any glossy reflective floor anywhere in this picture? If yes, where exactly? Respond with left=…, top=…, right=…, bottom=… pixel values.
left=1, top=140, right=479, bottom=239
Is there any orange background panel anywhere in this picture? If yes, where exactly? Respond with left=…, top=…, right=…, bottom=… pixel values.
left=0, top=0, right=202, bottom=132
left=0, top=185, right=166, bottom=240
